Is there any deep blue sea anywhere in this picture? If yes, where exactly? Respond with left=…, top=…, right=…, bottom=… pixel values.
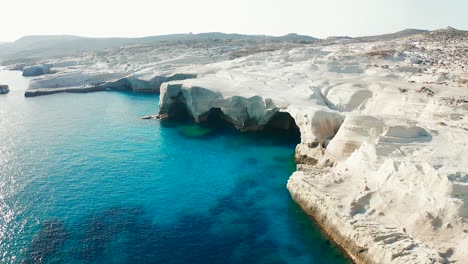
left=0, top=70, right=348, bottom=264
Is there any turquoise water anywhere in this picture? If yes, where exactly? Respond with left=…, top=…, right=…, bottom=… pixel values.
left=0, top=70, right=348, bottom=263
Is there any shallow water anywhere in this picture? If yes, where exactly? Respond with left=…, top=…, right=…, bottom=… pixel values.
left=0, top=70, right=349, bottom=263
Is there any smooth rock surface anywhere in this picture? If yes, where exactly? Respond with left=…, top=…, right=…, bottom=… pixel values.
left=14, top=40, right=302, bottom=97
left=157, top=31, right=468, bottom=264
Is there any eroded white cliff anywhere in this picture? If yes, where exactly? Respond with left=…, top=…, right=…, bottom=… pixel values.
left=157, top=31, right=468, bottom=263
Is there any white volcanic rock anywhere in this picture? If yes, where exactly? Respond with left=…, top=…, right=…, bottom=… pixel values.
left=25, top=68, right=198, bottom=97
left=16, top=40, right=301, bottom=97
left=157, top=32, right=468, bottom=263
left=324, top=114, right=386, bottom=161
left=7, top=30, right=468, bottom=263
left=325, top=84, right=373, bottom=111
left=287, top=168, right=445, bottom=264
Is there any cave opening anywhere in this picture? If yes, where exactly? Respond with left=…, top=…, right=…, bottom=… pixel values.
left=198, top=109, right=301, bottom=145
left=165, top=93, right=193, bottom=122
left=261, top=112, right=301, bottom=145
left=198, top=108, right=237, bottom=131
left=195, top=109, right=301, bottom=145
left=163, top=98, right=301, bottom=146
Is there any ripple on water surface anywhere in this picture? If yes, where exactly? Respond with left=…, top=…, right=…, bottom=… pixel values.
left=0, top=70, right=349, bottom=263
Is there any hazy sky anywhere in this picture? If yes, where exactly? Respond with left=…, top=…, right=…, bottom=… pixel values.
left=0, top=0, right=466, bottom=42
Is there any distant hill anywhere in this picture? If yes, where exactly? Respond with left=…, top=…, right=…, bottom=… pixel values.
left=4, top=28, right=466, bottom=64
left=274, top=33, right=318, bottom=42
left=0, top=35, right=139, bottom=62
left=433, top=26, right=458, bottom=32
left=431, top=26, right=467, bottom=33
left=0, top=32, right=318, bottom=63
left=325, top=36, right=353, bottom=40
left=356, top=28, right=428, bottom=41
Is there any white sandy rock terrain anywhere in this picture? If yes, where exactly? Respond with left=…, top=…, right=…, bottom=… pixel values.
left=9, top=39, right=302, bottom=97
left=157, top=30, right=468, bottom=264
left=1, top=28, right=467, bottom=263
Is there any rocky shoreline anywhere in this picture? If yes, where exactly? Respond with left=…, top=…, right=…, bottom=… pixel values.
left=154, top=30, right=467, bottom=263
left=2, top=28, right=467, bottom=263
left=23, top=71, right=198, bottom=97
left=155, top=80, right=463, bottom=263
left=287, top=167, right=445, bottom=264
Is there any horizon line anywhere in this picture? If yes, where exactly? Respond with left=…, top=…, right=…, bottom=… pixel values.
left=1, top=26, right=465, bottom=43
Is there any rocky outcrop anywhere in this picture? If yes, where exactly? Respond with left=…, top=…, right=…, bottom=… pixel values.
left=24, top=86, right=107, bottom=97
left=0, top=84, right=10, bottom=94
left=158, top=81, right=344, bottom=148
left=156, top=34, right=468, bottom=263
left=13, top=28, right=468, bottom=263
left=159, top=83, right=278, bottom=130
left=326, top=114, right=385, bottom=160
left=105, top=73, right=197, bottom=93
left=157, top=78, right=462, bottom=263
left=287, top=169, right=446, bottom=264
left=24, top=71, right=197, bottom=97
left=22, top=64, right=53, bottom=77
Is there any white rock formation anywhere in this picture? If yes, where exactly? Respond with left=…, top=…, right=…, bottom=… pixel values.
left=17, top=40, right=300, bottom=97
left=157, top=31, right=468, bottom=263
left=24, top=69, right=198, bottom=97
left=4, top=29, right=467, bottom=263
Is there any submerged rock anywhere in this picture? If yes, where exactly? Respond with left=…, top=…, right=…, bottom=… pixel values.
left=25, top=220, right=69, bottom=263
left=0, top=84, right=9, bottom=94
left=179, top=125, right=213, bottom=138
